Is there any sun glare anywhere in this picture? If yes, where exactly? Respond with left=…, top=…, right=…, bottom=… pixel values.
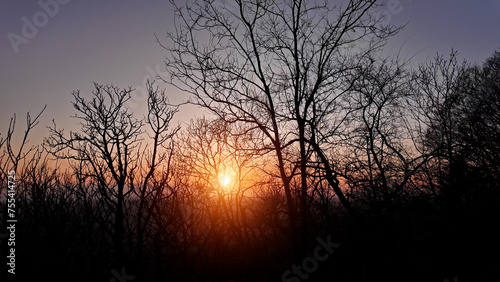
left=219, top=174, right=231, bottom=187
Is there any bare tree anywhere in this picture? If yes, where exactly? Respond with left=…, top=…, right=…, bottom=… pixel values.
left=46, top=83, right=143, bottom=267
left=0, top=106, right=46, bottom=245
left=458, top=51, right=500, bottom=182
left=176, top=117, right=262, bottom=244
left=161, top=0, right=401, bottom=251
left=409, top=51, right=473, bottom=213
left=130, top=81, right=179, bottom=266
left=47, top=81, right=180, bottom=272
left=335, top=54, right=435, bottom=218
left=0, top=106, right=46, bottom=175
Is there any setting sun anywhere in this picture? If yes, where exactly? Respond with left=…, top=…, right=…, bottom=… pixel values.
left=219, top=174, right=231, bottom=187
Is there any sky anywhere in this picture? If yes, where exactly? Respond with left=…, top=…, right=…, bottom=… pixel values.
left=1, top=0, right=499, bottom=146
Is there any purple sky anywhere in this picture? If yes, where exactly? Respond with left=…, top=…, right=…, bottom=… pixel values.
left=1, top=0, right=499, bottom=144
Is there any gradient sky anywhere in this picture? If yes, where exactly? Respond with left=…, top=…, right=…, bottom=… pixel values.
left=1, top=0, right=499, bottom=145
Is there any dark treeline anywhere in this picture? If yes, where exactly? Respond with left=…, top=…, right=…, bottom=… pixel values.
left=1, top=1, right=500, bottom=281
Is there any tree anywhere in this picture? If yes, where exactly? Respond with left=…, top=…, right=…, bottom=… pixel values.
left=176, top=118, right=258, bottom=241
left=47, top=83, right=142, bottom=267
left=408, top=50, right=500, bottom=280
left=0, top=107, right=45, bottom=280
left=410, top=51, right=473, bottom=213
left=336, top=54, right=434, bottom=218
left=130, top=81, right=179, bottom=268
left=0, top=106, right=46, bottom=175
left=161, top=0, right=401, bottom=252
left=47, top=82, right=179, bottom=271
left=459, top=51, right=500, bottom=184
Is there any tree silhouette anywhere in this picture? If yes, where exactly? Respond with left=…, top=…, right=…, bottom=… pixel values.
left=47, top=83, right=142, bottom=267
left=161, top=0, right=402, bottom=254
left=46, top=82, right=179, bottom=271
left=1, top=0, right=499, bottom=279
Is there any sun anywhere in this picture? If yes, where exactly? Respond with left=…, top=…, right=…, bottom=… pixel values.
left=219, top=174, right=231, bottom=187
